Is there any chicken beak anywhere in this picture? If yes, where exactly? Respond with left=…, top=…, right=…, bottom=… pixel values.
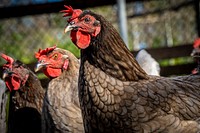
left=64, top=24, right=79, bottom=33
left=34, top=62, right=48, bottom=72
left=2, top=72, right=8, bottom=80
left=2, top=70, right=11, bottom=80
left=191, top=49, right=196, bottom=57
left=64, top=25, right=73, bottom=33
left=191, top=48, right=200, bottom=57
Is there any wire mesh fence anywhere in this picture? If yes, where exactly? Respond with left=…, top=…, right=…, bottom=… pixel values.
left=0, top=0, right=199, bottom=70
left=127, top=0, right=198, bottom=50
left=0, top=13, right=80, bottom=64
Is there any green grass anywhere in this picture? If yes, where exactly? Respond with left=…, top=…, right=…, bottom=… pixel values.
left=159, top=56, right=194, bottom=67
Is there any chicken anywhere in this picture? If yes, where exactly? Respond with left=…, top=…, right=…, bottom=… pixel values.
left=1, top=53, right=44, bottom=133
left=0, top=79, right=9, bottom=133
left=136, top=49, right=160, bottom=76
left=62, top=6, right=200, bottom=133
left=34, top=46, right=84, bottom=133
left=191, top=38, right=200, bottom=74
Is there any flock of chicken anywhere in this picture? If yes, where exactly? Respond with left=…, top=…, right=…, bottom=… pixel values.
left=0, top=5, right=200, bottom=133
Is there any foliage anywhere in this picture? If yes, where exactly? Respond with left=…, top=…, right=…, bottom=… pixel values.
left=159, top=57, right=194, bottom=67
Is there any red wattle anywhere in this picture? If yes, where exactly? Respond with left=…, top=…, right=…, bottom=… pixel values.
left=63, top=59, right=69, bottom=70
left=71, top=31, right=77, bottom=45
left=5, top=76, right=21, bottom=91
left=70, top=30, right=90, bottom=49
left=43, top=68, right=62, bottom=78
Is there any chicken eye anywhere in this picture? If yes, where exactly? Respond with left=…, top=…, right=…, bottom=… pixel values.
left=84, top=17, right=90, bottom=22
left=53, top=54, right=58, bottom=59
left=69, top=21, right=75, bottom=25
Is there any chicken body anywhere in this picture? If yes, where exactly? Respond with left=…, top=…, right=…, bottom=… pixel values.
left=35, top=47, right=84, bottom=133
left=1, top=54, right=44, bottom=133
left=62, top=7, right=200, bottom=133
left=80, top=61, right=200, bottom=132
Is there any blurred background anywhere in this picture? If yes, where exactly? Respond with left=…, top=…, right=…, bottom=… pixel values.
left=0, top=0, right=199, bottom=79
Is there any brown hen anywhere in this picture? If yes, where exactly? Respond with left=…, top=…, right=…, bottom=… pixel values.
left=62, top=6, right=200, bottom=133
left=35, top=46, right=84, bottom=133
left=1, top=54, right=44, bottom=133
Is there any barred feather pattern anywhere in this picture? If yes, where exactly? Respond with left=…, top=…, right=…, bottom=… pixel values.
left=79, top=61, right=200, bottom=133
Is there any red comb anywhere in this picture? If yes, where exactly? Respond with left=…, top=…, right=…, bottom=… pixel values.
left=194, top=38, right=200, bottom=48
left=60, top=5, right=82, bottom=22
left=60, top=5, right=74, bottom=17
left=1, top=53, right=14, bottom=68
left=35, top=45, right=57, bottom=59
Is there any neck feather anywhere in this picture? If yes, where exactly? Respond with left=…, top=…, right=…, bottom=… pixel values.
left=81, top=14, right=148, bottom=81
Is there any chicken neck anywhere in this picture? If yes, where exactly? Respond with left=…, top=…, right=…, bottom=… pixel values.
left=11, top=70, right=44, bottom=113
left=80, top=13, right=148, bottom=81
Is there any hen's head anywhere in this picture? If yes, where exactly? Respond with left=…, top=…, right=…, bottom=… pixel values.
left=191, top=38, right=200, bottom=57
left=61, top=5, right=101, bottom=49
left=1, top=54, right=29, bottom=91
left=34, top=46, right=70, bottom=78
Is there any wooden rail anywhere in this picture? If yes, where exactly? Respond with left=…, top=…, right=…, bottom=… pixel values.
left=131, top=44, right=196, bottom=76
left=131, top=44, right=193, bottom=60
